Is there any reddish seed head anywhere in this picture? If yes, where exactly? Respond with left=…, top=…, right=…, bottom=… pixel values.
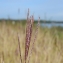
left=25, top=21, right=32, bottom=61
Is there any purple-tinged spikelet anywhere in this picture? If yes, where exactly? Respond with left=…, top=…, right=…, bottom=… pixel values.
left=25, top=9, right=34, bottom=63
left=27, top=17, right=40, bottom=63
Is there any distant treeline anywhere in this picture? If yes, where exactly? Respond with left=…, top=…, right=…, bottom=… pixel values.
left=0, top=19, right=63, bottom=23
left=34, top=20, right=63, bottom=23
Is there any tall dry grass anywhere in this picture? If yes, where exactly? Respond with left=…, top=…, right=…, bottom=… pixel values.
left=0, top=20, right=63, bottom=63
left=0, top=10, right=63, bottom=63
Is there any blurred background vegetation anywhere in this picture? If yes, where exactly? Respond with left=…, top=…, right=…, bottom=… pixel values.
left=0, top=20, right=63, bottom=63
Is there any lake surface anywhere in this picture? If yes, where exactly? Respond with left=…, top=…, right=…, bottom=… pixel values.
left=41, top=23, right=63, bottom=28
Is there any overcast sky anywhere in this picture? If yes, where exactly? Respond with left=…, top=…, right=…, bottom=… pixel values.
left=0, top=0, right=63, bottom=21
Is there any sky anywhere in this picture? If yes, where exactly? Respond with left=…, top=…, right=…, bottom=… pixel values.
left=0, top=0, right=63, bottom=21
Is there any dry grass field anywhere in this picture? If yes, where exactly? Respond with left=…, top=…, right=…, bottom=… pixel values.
left=0, top=21, right=63, bottom=63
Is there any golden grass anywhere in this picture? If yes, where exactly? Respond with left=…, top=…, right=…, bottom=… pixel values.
left=0, top=21, right=63, bottom=63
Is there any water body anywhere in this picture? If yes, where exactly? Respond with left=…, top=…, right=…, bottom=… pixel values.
left=41, top=23, right=63, bottom=28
